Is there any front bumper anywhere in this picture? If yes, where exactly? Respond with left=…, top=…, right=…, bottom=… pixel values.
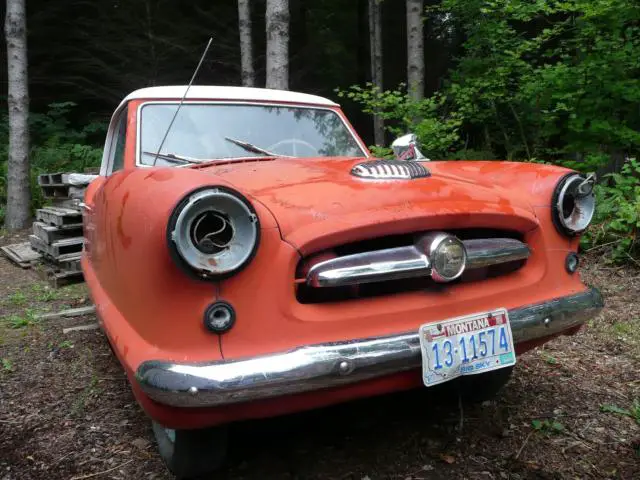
left=136, top=288, right=603, bottom=408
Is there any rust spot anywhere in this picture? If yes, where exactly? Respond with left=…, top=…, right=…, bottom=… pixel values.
left=207, top=258, right=218, bottom=266
left=117, top=191, right=132, bottom=249
left=144, top=169, right=174, bottom=182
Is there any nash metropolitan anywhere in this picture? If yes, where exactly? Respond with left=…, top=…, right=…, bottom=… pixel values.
left=82, top=86, right=604, bottom=478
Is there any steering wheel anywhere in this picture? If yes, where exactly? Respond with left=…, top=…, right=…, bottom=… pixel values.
left=267, top=138, right=318, bottom=157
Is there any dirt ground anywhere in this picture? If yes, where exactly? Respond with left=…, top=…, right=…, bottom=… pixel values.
left=0, top=231, right=638, bottom=480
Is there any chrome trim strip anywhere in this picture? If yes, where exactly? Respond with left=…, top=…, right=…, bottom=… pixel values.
left=136, top=288, right=603, bottom=408
left=306, top=237, right=530, bottom=287
left=307, top=245, right=430, bottom=287
left=464, top=238, right=530, bottom=269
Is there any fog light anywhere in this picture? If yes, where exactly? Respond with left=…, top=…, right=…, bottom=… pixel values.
left=204, top=301, right=235, bottom=333
left=565, top=252, right=579, bottom=273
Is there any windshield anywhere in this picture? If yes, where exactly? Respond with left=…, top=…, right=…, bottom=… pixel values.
left=139, top=103, right=366, bottom=166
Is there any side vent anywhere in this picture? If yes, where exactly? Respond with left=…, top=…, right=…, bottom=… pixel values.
left=351, top=160, right=430, bottom=180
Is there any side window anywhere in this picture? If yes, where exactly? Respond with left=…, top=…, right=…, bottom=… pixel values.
left=109, top=109, right=128, bottom=173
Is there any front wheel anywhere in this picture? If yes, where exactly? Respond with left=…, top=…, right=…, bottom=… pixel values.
left=152, top=421, right=228, bottom=479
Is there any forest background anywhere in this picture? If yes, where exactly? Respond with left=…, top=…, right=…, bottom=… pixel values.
left=1, top=0, right=638, bottom=262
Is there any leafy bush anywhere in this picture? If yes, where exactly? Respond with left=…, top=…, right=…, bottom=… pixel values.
left=340, top=0, right=640, bottom=263
left=0, top=102, right=105, bottom=224
left=582, top=158, right=640, bottom=263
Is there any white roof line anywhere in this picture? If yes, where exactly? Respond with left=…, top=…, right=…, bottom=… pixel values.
left=122, top=85, right=339, bottom=107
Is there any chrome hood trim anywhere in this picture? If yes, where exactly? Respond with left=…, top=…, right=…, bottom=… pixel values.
left=306, top=237, right=529, bottom=287
left=136, top=288, right=603, bottom=408
left=351, top=160, right=430, bottom=180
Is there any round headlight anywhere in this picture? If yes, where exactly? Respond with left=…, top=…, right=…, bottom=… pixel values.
left=167, top=187, right=260, bottom=280
left=419, top=233, right=467, bottom=283
left=552, top=173, right=596, bottom=236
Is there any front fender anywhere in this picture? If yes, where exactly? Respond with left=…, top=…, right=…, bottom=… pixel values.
left=85, top=166, right=278, bottom=363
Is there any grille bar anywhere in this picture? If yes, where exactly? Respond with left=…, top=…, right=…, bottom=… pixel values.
left=306, top=237, right=529, bottom=288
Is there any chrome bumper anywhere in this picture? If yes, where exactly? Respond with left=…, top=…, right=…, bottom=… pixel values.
left=136, top=288, right=603, bottom=408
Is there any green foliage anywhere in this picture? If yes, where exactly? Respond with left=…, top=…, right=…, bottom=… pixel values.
left=582, top=158, right=640, bottom=262
left=3, top=310, right=39, bottom=329
left=341, top=0, right=640, bottom=262
left=337, top=84, right=463, bottom=158
left=600, top=400, right=640, bottom=425
left=1, top=358, right=14, bottom=373
left=532, top=419, right=565, bottom=434
left=0, top=102, right=105, bottom=224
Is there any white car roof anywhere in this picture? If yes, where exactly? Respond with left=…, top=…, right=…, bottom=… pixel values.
left=123, top=85, right=339, bottom=107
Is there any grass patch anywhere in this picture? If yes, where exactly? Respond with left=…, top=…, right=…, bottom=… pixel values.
left=31, top=283, right=62, bottom=302
left=2, top=310, right=39, bottom=329
left=7, top=290, right=28, bottom=306
left=1, top=358, right=14, bottom=372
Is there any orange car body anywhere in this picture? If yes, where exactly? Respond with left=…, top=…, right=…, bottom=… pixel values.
left=82, top=87, right=603, bottom=430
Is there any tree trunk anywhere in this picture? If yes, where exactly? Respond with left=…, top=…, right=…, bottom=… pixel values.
left=238, top=0, right=255, bottom=87
left=406, top=0, right=424, bottom=101
left=4, top=0, right=31, bottom=230
left=368, top=0, right=384, bottom=146
left=265, top=0, right=289, bottom=90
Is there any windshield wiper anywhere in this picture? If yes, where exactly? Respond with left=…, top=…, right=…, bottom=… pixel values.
left=142, top=151, right=209, bottom=165
left=224, top=137, right=288, bottom=157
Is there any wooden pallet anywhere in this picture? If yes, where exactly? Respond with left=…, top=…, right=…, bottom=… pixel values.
left=54, top=252, right=82, bottom=272
left=38, top=172, right=98, bottom=186
left=0, top=242, right=42, bottom=268
left=33, top=222, right=83, bottom=244
left=36, top=207, right=82, bottom=227
left=29, top=235, right=84, bottom=258
left=37, top=264, right=84, bottom=288
left=40, top=184, right=86, bottom=199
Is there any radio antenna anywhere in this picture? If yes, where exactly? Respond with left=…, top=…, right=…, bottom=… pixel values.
left=152, top=37, right=213, bottom=166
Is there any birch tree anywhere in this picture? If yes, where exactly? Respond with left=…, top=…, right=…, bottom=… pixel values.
left=368, top=0, right=384, bottom=146
left=406, top=0, right=424, bottom=101
left=238, top=0, right=255, bottom=87
left=265, top=0, right=289, bottom=90
left=4, top=0, right=31, bottom=230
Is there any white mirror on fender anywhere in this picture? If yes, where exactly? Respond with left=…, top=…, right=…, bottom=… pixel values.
left=391, top=133, right=429, bottom=161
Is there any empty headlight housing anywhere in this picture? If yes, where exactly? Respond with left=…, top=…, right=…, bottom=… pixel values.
left=167, top=186, right=260, bottom=280
left=551, top=173, right=596, bottom=236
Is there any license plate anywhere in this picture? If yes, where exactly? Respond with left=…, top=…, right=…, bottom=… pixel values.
left=419, top=308, right=516, bottom=387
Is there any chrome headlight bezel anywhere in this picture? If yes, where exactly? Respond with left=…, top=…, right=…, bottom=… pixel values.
left=167, top=186, right=260, bottom=280
left=551, top=173, right=596, bottom=237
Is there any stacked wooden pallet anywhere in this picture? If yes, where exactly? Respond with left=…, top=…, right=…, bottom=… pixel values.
left=29, top=207, right=84, bottom=287
left=28, top=172, right=96, bottom=287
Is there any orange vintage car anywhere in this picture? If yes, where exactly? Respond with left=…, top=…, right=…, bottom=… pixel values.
left=82, top=85, right=604, bottom=478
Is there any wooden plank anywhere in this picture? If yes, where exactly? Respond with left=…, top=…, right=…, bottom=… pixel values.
left=63, top=323, right=99, bottom=334
left=0, top=242, right=42, bottom=268
left=33, top=222, right=83, bottom=244
left=37, top=305, right=95, bottom=321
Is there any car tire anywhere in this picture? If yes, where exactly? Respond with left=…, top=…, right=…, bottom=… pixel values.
left=152, top=421, right=228, bottom=479
left=457, top=366, right=514, bottom=403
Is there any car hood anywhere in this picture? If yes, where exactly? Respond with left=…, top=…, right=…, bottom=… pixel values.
left=197, top=157, right=539, bottom=253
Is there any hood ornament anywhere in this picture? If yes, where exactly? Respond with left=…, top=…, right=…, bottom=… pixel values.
left=351, top=159, right=430, bottom=180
